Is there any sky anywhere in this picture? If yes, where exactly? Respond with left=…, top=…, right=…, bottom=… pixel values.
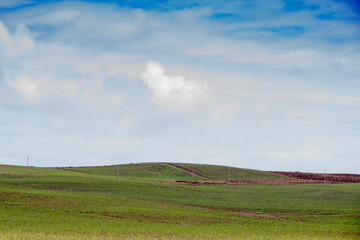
left=0, top=0, right=359, bottom=173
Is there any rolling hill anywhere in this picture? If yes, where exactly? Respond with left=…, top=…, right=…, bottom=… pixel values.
left=59, top=162, right=285, bottom=181
left=0, top=163, right=359, bottom=239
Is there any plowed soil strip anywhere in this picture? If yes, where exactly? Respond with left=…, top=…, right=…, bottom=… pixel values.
left=139, top=178, right=346, bottom=185
left=270, top=171, right=360, bottom=183
left=161, top=163, right=208, bottom=179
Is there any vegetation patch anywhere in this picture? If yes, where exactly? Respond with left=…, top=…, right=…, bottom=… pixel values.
left=0, top=164, right=359, bottom=239
left=61, top=163, right=206, bottom=181
left=171, top=163, right=286, bottom=180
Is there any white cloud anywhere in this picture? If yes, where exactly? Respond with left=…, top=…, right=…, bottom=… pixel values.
left=142, top=61, right=211, bottom=110
left=6, top=75, right=39, bottom=98
left=0, top=21, right=34, bottom=57
left=0, top=1, right=359, bottom=172
left=0, top=21, right=126, bottom=108
left=6, top=74, right=83, bottom=99
left=5, top=71, right=124, bottom=108
left=269, top=149, right=319, bottom=159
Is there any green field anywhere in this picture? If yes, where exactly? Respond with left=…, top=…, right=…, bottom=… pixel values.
left=60, top=162, right=285, bottom=181
left=172, top=163, right=286, bottom=180
left=60, top=163, right=206, bottom=180
left=0, top=163, right=359, bottom=239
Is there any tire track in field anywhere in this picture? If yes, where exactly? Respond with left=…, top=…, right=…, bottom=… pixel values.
left=176, top=204, right=283, bottom=220
left=51, top=167, right=90, bottom=174
left=161, top=163, right=208, bottom=179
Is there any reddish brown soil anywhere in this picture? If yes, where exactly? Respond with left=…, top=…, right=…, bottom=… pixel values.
left=270, top=171, right=360, bottom=183
left=139, top=178, right=328, bottom=185
left=139, top=171, right=360, bottom=185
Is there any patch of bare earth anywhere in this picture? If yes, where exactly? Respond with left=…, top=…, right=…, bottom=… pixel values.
left=138, top=168, right=360, bottom=185
left=270, top=171, right=360, bottom=183
left=139, top=178, right=335, bottom=185
left=178, top=204, right=279, bottom=219
left=232, top=211, right=278, bottom=219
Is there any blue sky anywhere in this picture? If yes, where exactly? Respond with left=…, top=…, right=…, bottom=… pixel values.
left=0, top=0, right=359, bottom=173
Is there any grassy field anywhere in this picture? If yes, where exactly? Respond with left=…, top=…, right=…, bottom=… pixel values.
left=60, top=163, right=206, bottom=180
left=60, top=162, right=285, bottom=181
left=0, top=164, right=359, bottom=239
left=172, top=163, right=286, bottom=180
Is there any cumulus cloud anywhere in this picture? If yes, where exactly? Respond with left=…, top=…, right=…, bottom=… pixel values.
left=0, top=0, right=359, bottom=172
left=0, top=21, right=34, bottom=57
left=142, top=61, right=211, bottom=110
left=0, top=20, right=125, bottom=108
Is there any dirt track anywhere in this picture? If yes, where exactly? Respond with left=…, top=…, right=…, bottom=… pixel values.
left=52, top=167, right=90, bottom=174
left=161, top=163, right=208, bottom=179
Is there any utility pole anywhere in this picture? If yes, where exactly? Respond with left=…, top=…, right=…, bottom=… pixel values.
left=324, top=169, right=326, bottom=184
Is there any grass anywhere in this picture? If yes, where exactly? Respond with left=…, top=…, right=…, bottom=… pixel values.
left=0, top=164, right=359, bottom=239
left=172, top=163, right=286, bottom=180
left=61, top=162, right=285, bottom=181
left=61, top=163, right=206, bottom=181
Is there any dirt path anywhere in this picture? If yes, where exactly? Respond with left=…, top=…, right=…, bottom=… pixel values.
left=181, top=204, right=360, bottom=220
left=181, top=204, right=280, bottom=219
left=161, top=163, right=208, bottom=179
left=51, top=167, right=90, bottom=174
left=233, top=211, right=278, bottom=219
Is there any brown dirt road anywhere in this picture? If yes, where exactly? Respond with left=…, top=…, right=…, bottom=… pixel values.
left=161, top=163, right=208, bottom=179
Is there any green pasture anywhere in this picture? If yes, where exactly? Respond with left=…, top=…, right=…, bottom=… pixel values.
left=174, top=163, right=286, bottom=180
left=61, top=162, right=285, bottom=181
left=61, top=163, right=205, bottom=180
left=0, top=164, right=359, bottom=239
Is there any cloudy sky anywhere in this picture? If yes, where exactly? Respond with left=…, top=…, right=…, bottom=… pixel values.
left=0, top=0, right=359, bottom=173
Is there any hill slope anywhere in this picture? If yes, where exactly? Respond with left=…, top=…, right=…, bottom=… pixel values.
left=61, top=163, right=205, bottom=181
left=0, top=164, right=359, bottom=240
left=172, top=163, right=285, bottom=180
left=61, top=162, right=285, bottom=181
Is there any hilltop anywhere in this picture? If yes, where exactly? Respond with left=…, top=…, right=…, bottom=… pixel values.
left=58, top=162, right=360, bottom=185
left=59, top=162, right=285, bottom=181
